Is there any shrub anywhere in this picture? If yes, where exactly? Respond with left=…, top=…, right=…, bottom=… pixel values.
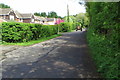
left=2, top=22, right=73, bottom=43
left=2, top=22, right=56, bottom=42
left=59, top=22, right=72, bottom=32
left=86, top=2, right=119, bottom=79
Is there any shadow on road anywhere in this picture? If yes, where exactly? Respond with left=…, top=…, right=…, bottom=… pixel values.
left=2, top=31, right=100, bottom=78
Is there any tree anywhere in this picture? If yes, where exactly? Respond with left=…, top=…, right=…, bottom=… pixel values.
left=34, top=12, right=41, bottom=16
left=0, top=3, right=10, bottom=8
left=48, top=11, right=58, bottom=18
left=63, top=15, right=76, bottom=23
left=76, top=13, right=85, bottom=22
left=40, top=12, right=47, bottom=17
left=75, top=13, right=88, bottom=27
left=34, top=11, right=61, bottom=18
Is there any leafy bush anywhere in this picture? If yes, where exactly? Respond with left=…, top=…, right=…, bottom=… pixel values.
left=86, top=2, right=119, bottom=79
left=87, top=27, right=119, bottom=79
left=2, top=22, right=73, bottom=43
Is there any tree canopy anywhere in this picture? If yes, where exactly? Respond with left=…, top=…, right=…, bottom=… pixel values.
left=48, top=11, right=58, bottom=18
left=34, top=11, right=61, bottom=18
left=40, top=12, right=47, bottom=17
left=0, top=3, right=10, bottom=8
left=34, top=12, right=41, bottom=16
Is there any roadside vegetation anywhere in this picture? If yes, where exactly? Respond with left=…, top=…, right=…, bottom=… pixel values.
left=0, top=23, right=2, bottom=44
left=2, top=34, right=61, bottom=46
left=85, top=2, right=119, bottom=79
left=1, top=22, right=76, bottom=45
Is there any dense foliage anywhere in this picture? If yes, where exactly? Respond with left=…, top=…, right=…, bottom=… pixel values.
left=0, top=23, right=2, bottom=44
left=63, top=13, right=89, bottom=28
left=86, top=2, right=119, bottom=79
left=34, top=11, right=62, bottom=18
left=0, top=3, right=10, bottom=8
left=2, top=22, right=75, bottom=43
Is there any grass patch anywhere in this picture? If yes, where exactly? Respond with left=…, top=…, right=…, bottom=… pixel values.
left=1, top=34, right=61, bottom=46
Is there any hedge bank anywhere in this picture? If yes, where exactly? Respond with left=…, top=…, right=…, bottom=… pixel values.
left=86, top=2, right=119, bottom=79
left=2, top=22, right=75, bottom=43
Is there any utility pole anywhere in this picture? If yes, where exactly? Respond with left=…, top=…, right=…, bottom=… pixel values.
left=67, top=4, right=69, bottom=22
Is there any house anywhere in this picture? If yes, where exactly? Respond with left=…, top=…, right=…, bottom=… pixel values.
left=0, top=8, right=64, bottom=24
left=45, top=18, right=64, bottom=25
left=55, top=18, right=64, bottom=24
left=45, top=18, right=56, bottom=25
left=18, top=13, right=34, bottom=23
left=34, top=16, right=46, bottom=24
left=0, top=8, right=35, bottom=23
left=0, top=8, right=19, bottom=21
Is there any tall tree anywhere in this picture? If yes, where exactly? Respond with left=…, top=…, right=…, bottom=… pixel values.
left=34, top=12, right=41, bottom=16
left=63, top=15, right=76, bottom=23
left=75, top=13, right=88, bottom=27
left=0, top=3, right=10, bottom=8
left=48, top=11, right=58, bottom=18
left=40, top=12, right=47, bottom=17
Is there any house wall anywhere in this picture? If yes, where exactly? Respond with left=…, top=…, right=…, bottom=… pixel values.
left=34, top=20, right=40, bottom=24
left=9, top=11, right=17, bottom=20
left=23, top=18, right=31, bottom=23
left=31, top=15, right=35, bottom=23
left=46, top=21, right=55, bottom=25
left=16, top=18, right=21, bottom=22
left=23, top=15, right=35, bottom=23
left=0, top=11, right=18, bottom=21
left=0, top=15, right=9, bottom=20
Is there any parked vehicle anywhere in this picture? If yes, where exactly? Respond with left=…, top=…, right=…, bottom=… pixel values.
left=76, top=26, right=82, bottom=31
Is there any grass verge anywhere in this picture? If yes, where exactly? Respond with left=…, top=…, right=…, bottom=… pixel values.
left=1, top=34, right=61, bottom=46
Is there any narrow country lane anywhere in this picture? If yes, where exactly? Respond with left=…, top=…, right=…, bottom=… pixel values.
left=1, top=30, right=100, bottom=78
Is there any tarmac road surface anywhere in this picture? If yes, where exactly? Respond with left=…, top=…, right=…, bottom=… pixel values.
left=1, top=30, right=100, bottom=78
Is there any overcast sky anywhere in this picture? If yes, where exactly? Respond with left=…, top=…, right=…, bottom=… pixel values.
left=1, top=0, right=86, bottom=17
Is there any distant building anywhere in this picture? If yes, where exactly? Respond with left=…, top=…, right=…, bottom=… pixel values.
left=0, top=8, right=64, bottom=25
left=45, top=18, right=64, bottom=25
left=55, top=18, right=64, bottom=24
left=0, top=8, right=34, bottom=23
left=45, top=18, right=56, bottom=25
left=34, top=16, right=46, bottom=24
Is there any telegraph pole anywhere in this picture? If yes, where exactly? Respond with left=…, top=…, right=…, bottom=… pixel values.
left=67, top=4, right=69, bottom=22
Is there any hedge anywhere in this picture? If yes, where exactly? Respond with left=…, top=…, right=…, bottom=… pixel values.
left=86, top=2, right=119, bottom=79
left=2, top=22, right=74, bottom=43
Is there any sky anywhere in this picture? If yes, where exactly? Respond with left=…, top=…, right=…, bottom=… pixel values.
left=0, top=0, right=86, bottom=17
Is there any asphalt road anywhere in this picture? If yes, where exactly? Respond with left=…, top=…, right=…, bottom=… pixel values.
left=1, top=30, right=100, bottom=78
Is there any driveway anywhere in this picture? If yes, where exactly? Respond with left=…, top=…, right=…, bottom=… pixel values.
left=1, top=30, right=100, bottom=78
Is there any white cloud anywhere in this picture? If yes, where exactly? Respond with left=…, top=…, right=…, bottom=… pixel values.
left=0, top=0, right=86, bottom=17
